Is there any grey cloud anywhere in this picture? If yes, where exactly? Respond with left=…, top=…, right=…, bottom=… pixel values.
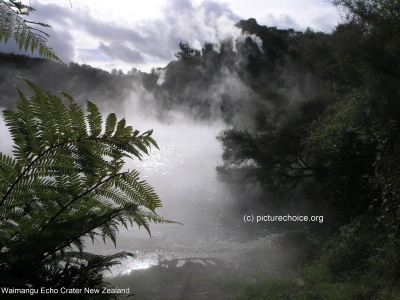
left=6, top=2, right=76, bottom=62
left=72, top=0, right=246, bottom=65
left=78, top=19, right=148, bottom=45
left=73, top=12, right=173, bottom=61
left=4, top=1, right=249, bottom=68
left=45, top=28, right=75, bottom=62
left=199, top=1, right=241, bottom=21
left=30, top=2, right=72, bottom=27
left=98, top=42, right=144, bottom=64
left=168, top=0, right=194, bottom=12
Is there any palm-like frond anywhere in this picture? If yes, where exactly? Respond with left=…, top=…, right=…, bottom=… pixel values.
left=0, top=0, right=61, bottom=61
left=0, top=79, right=176, bottom=289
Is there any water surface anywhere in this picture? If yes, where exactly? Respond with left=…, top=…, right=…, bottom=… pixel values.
left=84, top=121, right=300, bottom=277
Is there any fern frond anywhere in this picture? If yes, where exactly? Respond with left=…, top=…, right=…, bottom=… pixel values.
left=86, top=101, right=102, bottom=137
left=0, top=152, right=21, bottom=178
left=114, top=118, right=127, bottom=136
left=0, top=1, right=61, bottom=62
left=63, top=93, right=88, bottom=138
left=104, top=113, right=117, bottom=137
left=0, top=79, right=177, bottom=290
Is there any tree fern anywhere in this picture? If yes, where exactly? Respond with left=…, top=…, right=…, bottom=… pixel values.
left=0, top=0, right=61, bottom=61
left=0, top=79, right=174, bottom=291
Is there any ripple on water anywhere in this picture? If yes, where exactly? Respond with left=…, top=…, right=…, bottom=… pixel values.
left=103, top=233, right=285, bottom=277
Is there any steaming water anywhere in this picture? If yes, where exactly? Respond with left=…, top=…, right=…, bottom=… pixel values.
left=0, top=108, right=297, bottom=277
left=84, top=121, right=294, bottom=277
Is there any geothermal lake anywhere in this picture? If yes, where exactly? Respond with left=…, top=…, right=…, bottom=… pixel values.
left=84, top=120, right=304, bottom=278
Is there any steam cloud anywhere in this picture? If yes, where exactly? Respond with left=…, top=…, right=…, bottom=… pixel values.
left=13, top=0, right=264, bottom=71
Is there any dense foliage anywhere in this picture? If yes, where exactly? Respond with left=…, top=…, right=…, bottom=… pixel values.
left=219, top=1, right=400, bottom=297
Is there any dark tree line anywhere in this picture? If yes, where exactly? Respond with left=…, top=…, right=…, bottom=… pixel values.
left=0, top=53, right=145, bottom=110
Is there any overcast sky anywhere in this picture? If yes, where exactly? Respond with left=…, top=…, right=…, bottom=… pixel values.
left=1, top=0, right=342, bottom=72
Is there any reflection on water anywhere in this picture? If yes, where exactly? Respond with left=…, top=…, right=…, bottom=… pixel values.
left=84, top=122, right=287, bottom=277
